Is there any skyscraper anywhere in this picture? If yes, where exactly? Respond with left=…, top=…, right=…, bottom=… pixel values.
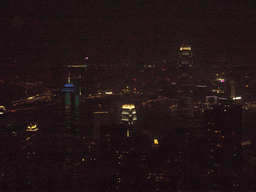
left=121, top=104, right=137, bottom=125
left=177, top=45, right=194, bottom=117
left=204, top=104, right=243, bottom=190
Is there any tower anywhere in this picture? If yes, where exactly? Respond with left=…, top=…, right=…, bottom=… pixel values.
left=204, top=104, right=242, bottom=189
left=176, top=45, right=194, bottom=117
left=121, top=104, right=137, bottom=125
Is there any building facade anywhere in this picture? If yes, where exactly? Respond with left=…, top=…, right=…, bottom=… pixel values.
left=203, top=104, right=243, bottom=190
left=176, top=45, right=194, bottom=117
left=121, top=104, right=137, bottom=125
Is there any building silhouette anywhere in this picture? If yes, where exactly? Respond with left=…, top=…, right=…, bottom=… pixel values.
left=203, top=104, right=243, bottom=190
left=176, top=45, right=194, bottom=117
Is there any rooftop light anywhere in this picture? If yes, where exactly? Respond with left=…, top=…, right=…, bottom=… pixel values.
left=180, top=46, right=191, bottom=51
left=122, top=104, right=135, bottom=109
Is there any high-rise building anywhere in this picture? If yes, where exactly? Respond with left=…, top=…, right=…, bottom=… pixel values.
left=93, top=111, right=111, bottom=139
left=177, top=45, right=194, bottom=116
left=203, top=104, right=243, bottom=190
left=121, top=104, right=137, bottom=125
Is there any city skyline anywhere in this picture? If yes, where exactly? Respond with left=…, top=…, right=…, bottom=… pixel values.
left=1, top=1, right=256, bottom=191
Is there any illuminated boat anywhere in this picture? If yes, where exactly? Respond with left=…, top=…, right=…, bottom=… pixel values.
left=26, top=123, right=38, bottom=132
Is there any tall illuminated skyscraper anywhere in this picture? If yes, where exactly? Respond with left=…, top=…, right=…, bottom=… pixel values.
left=121, top=104, right=137, bottom=125
left=177, top=45, right=194, bottom=117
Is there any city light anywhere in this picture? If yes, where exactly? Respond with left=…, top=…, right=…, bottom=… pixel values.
left=94, top=111, right=108, bottom=114
left=122, top=104, right=135, bottom=110
left=0, top=106, right=6, bottom=112
left=26, top=124, right=38, bottom=131
left=233, top=97, right=241, bottom=100
left=196, top=85, right=207, bottom=87
left=217, top=78, right=225, bottom=82
left=180, top=46, right=191, bottom=51
left=68, top=65, right=86, bottom=68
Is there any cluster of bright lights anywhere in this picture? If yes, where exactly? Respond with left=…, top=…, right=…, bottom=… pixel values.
left=0, top=106, right=6, bottom=114
left=180, top=46, right=191, bottom=51
left=241, top=141, right=251, bottom=146
left=217, top=78, right=225, bottom=82
left=26, top=124, right=38, bottom=132
left=233, top=97, right=241, bottom=100
left=122, top=104, right=135, bottom=110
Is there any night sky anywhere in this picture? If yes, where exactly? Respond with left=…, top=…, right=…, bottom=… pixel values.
left=2, top=1, right=256, bottom=66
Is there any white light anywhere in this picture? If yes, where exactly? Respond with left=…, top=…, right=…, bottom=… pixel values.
left=233, top=97, right=241, bottom=100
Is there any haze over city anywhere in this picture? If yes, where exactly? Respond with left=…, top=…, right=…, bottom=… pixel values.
left=1, top=1, right=256, bottom=191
